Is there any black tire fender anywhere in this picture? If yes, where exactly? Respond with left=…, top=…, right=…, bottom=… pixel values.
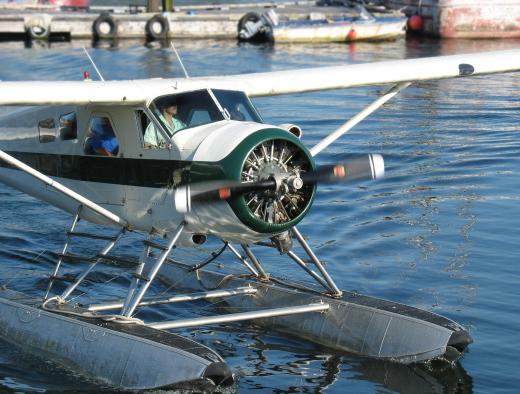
left=27, top=24, right=50, bottom=40
left=93, top=13, right=118, bottom=39
left=25, top=16, right=51, bottom=40
left=237, top=12, right=260, bottom=34
left=145, top=15, right=169, bottom=40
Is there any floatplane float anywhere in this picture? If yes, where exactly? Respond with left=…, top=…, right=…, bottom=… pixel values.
left=0, top=48, right=519, bottom=390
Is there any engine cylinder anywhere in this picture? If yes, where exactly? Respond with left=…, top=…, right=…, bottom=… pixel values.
left=225, top=129, right=316, bottom=234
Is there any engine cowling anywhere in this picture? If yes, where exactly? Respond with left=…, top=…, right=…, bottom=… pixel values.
left=187, top=128, right=316, bottom=234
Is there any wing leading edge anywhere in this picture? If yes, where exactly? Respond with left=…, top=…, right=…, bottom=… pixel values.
left=204, top=49, right=520, bottom=97
left=0, top=49, right=519, bottom=106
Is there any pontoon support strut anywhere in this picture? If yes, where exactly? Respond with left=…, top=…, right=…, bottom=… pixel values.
left=60, top=228, right=126, bottom=301
left=286, top=250, right=331, bottom=291
left=147, top=302, right=329, bottom=330
left=44, top=205, right=82, bottom=300
left=121, top=233, right=153, bottom=315
left=124, top=221, right=186, bottom=317
left=292, top=226, right=342, bottom=297
left=241, top=244, right=269, bottom=281
left=89, top=287, right=257, bottom=312
left=227, top=243, right=259, bottom=277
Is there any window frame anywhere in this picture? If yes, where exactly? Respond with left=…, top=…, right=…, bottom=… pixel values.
left=148, top=89, right=226, bottom=137
left=38, top=117, right=57, bottom=143
left=58, top=111, right=77, bottom=141
left=83, top=113, right=119, bottom=157
left=135, top=107, right=172, bottom=150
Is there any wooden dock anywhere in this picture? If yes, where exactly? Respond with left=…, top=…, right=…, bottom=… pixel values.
left=0, top=1, right=404, bottom=41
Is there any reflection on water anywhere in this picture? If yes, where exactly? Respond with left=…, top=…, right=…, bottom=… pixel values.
left=1, top=36, right=520, bottom=392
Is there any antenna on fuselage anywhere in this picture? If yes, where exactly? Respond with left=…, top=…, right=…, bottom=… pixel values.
left=82, top=46, right=105, bottom=81
left=170, top=42, right=189, bottom=79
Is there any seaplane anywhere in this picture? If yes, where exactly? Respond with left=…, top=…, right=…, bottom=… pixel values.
left=0, top=47, right=519, bottom=390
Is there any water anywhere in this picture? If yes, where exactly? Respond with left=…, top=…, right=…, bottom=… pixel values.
left=1, top=36, right=520, bottom=393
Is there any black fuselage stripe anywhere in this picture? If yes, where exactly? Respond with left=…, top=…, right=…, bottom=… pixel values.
left=0, top=151, right=191, bottom=188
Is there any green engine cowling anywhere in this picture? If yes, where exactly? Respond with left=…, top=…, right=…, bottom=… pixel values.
left=189, top=128, right=316, bottom=234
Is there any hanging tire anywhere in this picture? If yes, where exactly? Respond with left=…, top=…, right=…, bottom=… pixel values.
left=145, top=15, right=169, bottom=40
left=237, top=12, right=270, bottom=42
left=93, top=13, right=117, bottom=39
left=25, top=16, right=51, bottom=40
left=27, top=23, right=50, bottom=40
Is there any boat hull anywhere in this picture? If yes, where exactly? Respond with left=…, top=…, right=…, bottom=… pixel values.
left=273, top=17, right=407, bottom=42
left=0, top=289, right=232, bottom=390
left=160, top=261, right=471, bottom=364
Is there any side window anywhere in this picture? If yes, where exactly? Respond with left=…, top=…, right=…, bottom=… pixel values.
left=38, top=118, right=56, bottom=143
left=59, top=112, right=77, bottom=140
left=84, top=116, right=119, bottom=156
left=137, top=109, right=168, bottom=150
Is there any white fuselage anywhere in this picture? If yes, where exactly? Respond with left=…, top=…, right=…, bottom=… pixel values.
left=0, top=101, right=278, bottom=244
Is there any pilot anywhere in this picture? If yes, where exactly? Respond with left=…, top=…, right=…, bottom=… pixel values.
left=144, top=102, right=186, bottom=149
left=90, top=117, right=119, bottom=157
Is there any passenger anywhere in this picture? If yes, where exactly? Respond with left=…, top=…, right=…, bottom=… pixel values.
left=90, top=117, right=119, bottom=156
left=144, top=103, right=186, bottom=149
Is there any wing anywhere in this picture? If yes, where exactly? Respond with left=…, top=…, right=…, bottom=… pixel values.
left=0, top=79, right=152, bottom=106
left=1, top=49, right=519, bottom=105
left=203, top=49, right=520, bottom=97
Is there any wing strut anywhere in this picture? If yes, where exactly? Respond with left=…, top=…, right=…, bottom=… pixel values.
left=0, top=150, right=128, bottom=227
left=310, top=82, right=410, bottom=157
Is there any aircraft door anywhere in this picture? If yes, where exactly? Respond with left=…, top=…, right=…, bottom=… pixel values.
left=123, top=109, right=181, bottom=231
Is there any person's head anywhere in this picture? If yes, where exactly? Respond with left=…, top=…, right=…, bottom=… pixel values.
left=163, top=103, right=178, bottom=116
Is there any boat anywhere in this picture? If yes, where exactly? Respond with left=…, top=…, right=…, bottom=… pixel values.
left=238, top=6, right=407, bottom=42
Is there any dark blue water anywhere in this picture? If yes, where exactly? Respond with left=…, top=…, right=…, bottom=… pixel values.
left=1, top=36, right=520, bottom=393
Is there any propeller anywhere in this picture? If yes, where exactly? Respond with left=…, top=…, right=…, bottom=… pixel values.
left=175, top=154, right=384, bottom=213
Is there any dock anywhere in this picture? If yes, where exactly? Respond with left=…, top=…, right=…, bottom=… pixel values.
left=0, top=1, right=405, bottom=41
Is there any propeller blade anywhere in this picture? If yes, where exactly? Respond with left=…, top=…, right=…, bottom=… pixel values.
left=174, top=154, right=384, bottom=213
left=174, top=179, right=276, bottom=213
left=303, top=153, right=384, bottom=183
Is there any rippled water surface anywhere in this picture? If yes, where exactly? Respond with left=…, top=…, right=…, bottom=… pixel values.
left=1, top=36, right=520, bottom=393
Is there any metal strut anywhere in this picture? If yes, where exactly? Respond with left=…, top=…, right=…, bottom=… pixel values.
left=309, top=82, right=410, bottom=157
left=89, top=287, right=257, bottom=312
left=121, top=233, right=153, bottom=315
left=60, top=228, right=126, bottom=301
left=291, top=227, right=343, bottom=297
left=241, top=244, right=269, bottom=281
left=227, top=243, right=259, bottom=277
left=148, top=302, right=329, bottom=330
left=44, top=205, right=83, bottom=300
left=0, top=149, right=127, bottom=227
left=123, top=222, right=186, bottom=317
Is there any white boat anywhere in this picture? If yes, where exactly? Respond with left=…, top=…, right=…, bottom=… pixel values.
left=239, top=6, right=407, bottom=42
left=273, top=14, right=407, bottom=42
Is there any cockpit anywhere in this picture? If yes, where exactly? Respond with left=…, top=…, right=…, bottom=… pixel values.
left=146, top=89, right=262, bottom=147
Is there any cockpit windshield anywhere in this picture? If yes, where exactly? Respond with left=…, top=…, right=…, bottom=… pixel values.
left=148, top=89, right=263, bottom=140
left=149, top=90, right=224, bottom=140
left=211, top=89, right=263, bottom=123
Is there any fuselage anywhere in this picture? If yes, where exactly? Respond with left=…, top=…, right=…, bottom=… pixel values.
left=0, top=84, right=314, bottom=244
